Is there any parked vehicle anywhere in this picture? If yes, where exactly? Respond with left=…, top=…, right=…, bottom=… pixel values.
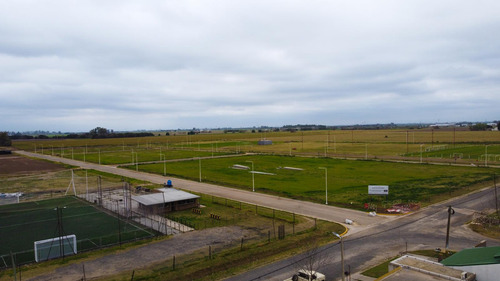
left=284, top=269, right=326, bottom=281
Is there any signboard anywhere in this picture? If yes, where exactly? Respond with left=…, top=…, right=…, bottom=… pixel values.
left=368, top=185, right=389, bottom=195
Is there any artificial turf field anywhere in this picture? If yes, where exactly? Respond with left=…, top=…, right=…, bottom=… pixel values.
left=0, top=196, right=154, bottom=266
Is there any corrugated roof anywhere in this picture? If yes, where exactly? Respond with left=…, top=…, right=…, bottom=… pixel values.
left=441, top=246, right=500, bottom=266
left=132, top=188, right=199, bottom=206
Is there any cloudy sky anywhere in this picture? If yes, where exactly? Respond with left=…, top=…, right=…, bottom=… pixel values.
left=1, top=1, right=499, bottom=132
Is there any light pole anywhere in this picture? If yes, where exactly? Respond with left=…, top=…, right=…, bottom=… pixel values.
left=160, top=153, right=166, bottom=176
left=319, top=167, right=328, bottom=204
left=420, top=144, right=424, bottom=163
left=198, top=158, right=202, bottom=182
left=485, top=145, right=489, bottom=167
left=333, top=232, right=345, bottom=281
left=131, top=152, right=138, bottom=171
left=246, top=161, right=255, bottom=192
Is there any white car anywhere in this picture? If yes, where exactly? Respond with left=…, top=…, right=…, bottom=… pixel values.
left=284, top=269, right=326, bottom=281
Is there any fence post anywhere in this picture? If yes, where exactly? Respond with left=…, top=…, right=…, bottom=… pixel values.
left=209, top=246, right=212, bottom=259
left=173, top=255, right=176, bottom=271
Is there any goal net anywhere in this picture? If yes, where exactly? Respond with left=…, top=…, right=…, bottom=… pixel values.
left=34, top=234, right=77, bottom=262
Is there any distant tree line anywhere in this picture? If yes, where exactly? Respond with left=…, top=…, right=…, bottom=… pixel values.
left=8, top=127, right=154, bottom=140
left=469, top=123, right=497, bottom=131
left=69, top=127, right=155, bottom=139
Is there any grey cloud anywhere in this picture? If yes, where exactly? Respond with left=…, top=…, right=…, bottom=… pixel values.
left=1, top=1, right=499, bottom=131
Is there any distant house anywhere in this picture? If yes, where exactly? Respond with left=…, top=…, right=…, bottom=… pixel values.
left=132, top=188, right=200, bottom=214
left=441, top=246, right=500, bottom=281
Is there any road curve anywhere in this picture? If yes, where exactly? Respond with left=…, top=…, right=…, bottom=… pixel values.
left=15, top=150, right=390, bottom=233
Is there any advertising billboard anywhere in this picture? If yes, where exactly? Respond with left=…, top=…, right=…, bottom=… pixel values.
left=368, top=185, right=389, bottom=195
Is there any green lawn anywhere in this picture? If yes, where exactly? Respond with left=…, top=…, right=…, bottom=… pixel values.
left=134, top=155, right=496, bottom=208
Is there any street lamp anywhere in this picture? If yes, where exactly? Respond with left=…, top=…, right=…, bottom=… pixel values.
left=246, top=161, right=255, bottom=192
left=333, top=232, right=345, bottom=281
left=319, top=167, right=328, bottom=204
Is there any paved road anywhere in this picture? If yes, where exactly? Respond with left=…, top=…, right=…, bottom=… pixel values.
left=225, top=186, right=500, bottom=281
left=15, top=151, right=390, bottom=234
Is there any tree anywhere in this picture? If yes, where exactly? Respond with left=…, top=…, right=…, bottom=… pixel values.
left=292, top=241, right=329, bottom=280
left=89, top=127, right=110, bottom=138
left=0, top=132, right=11, bottom=146
left=470, top=123, right=488, bottom=131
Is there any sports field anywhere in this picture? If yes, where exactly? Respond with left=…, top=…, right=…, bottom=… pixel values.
left=136, top=155, right=497, bottom=208
left=0, top=196, right=154, bottom=267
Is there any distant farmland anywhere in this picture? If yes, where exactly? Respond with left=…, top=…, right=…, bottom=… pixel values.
left=12, top=129, right=500, bottom=165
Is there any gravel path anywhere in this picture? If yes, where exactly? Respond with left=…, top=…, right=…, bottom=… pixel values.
left=28, top=226, right=257, bottom=281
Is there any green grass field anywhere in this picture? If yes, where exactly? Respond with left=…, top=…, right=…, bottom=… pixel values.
left=134, top=155, right=496, bottom=208
left=0, top=196, right=154, bottom=266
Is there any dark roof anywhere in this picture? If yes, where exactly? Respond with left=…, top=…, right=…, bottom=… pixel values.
left=441, top=246, right=500, bottom=266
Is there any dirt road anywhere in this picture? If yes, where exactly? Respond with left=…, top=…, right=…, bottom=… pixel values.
left=16, top=151, right=390, bottom=233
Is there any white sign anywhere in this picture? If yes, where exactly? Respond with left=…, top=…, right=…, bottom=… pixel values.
left=368, top=185, right=389, bottom=195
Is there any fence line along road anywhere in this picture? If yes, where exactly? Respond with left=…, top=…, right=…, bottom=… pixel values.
left=14, top=150, right=391, bottom=234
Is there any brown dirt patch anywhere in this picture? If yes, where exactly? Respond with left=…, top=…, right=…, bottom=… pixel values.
left=0, top=154, right=65, bottom=176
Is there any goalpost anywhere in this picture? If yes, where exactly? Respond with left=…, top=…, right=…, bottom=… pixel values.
left=34, top=234, right=77, bottom=262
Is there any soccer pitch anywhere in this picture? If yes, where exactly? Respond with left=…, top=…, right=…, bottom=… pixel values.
left=0, top=196, right=154, bottom=267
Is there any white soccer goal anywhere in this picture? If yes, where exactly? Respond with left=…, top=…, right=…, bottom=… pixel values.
left=34, top=234, right=77, bottom=262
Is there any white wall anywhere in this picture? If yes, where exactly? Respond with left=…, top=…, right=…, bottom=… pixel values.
left=450, top=264, right=500, bottom=281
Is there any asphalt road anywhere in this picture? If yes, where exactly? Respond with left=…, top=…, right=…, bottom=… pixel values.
left=224, top=186, right=500, bottom=281
left=15, top=150, right=390, bottom=233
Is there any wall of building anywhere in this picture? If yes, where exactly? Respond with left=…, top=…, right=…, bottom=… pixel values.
left=451, top=264, right=500, bottom=281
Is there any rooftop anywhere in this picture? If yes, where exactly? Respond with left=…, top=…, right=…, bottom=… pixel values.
left=441, top=246, right=500, bottom=267
left=132, top=188, right=200, bottom=206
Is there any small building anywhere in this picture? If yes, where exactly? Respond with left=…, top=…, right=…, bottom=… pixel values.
left=258, top=139, right=272, bottom=145
left=132, top=188, right=200, bottom=214
left=378, top=254, right=476, bottom=281
left=441, top=247, right=500, bottom=281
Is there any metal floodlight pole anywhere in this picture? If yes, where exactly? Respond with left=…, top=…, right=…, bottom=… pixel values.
left=319, top=167, right=328, bottom=204
left=333, top=232, right=345, bottom=281
left=199, top=158, right=202, bottom=182
left=160, top=153, right=166, bottom=176
left=420, top=144, right=424, bottom=163
left=246, top=161, right=255, bottom=192
left=485, top=145, right=488, bottom=167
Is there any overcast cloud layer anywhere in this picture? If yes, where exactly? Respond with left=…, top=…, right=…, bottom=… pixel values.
left=1, top=0, right=499, bottom=132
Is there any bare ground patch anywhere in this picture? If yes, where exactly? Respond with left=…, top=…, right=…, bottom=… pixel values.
left=0, top=154, right=65, bottom=176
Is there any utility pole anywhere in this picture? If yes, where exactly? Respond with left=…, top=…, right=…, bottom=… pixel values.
left=494, top=174, right=498, bottom=217
left=445, top=206, right=455, bottom=250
